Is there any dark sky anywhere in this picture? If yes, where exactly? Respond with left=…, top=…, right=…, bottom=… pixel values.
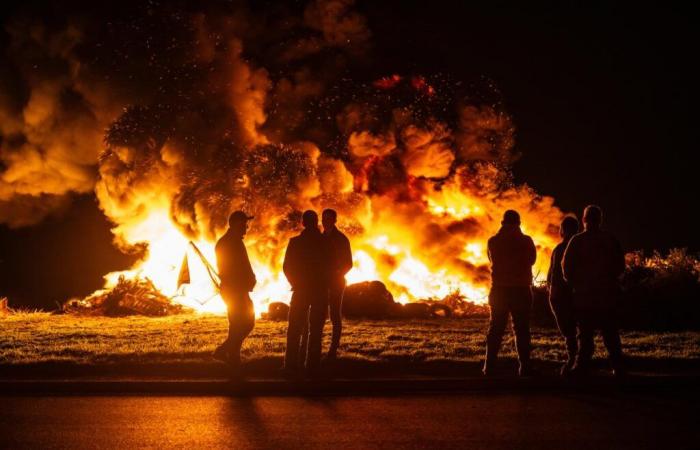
left=0, top=1, right=696, bottom=308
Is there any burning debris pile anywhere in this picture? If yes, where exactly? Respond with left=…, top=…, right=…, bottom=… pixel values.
left=341, top=281, right=488, bottom=319
left=0, top=297, right=9, bottom=316
left=1, top=1, right=564, bottom=316
left=262, top=281, right=488, bottom=320
left=63, top=276, right=189, bottom=317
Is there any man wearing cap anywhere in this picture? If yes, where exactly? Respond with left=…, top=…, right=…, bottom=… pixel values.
left=213, top=210, right=256, bottom=371
left=562, top=205, right=626, bottom=376
left=483, top=209, right=537, bottom=376
left=282, top=210, right=330, bottom=377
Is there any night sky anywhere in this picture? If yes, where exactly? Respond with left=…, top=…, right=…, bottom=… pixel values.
left=1, top=1, right=696, bottom=308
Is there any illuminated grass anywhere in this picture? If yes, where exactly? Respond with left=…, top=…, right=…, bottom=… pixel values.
left=1, top=312, right=698, bottom=374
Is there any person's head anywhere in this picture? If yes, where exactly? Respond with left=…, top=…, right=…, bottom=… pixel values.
left=560, top=215, right=579, bottom=239
left=582, top=205, right=603, bottom=230
left=302, top=210, right=319, bottom=230
left=501, top=209, right=521, bottom=227
left=322, top=208, right=337, bottom=230
left=228, top=210, right=253, bottom=236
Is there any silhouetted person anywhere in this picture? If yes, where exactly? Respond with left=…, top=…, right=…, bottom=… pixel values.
left=322, top=209, right=353, bottom=360
left=214, top=211, right=256, bottom=370
left=283, top=210, right=330, bottom=377
left=547, top=215, right=580, bottom=375
left=562, top=205, right=626, bottom=376
left=483, top=210, right=537, bottom=377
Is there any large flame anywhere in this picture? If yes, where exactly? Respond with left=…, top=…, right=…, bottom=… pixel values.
left=102, top=167, right=561, bottom=317
left=0, top=2, right=565, bottom=315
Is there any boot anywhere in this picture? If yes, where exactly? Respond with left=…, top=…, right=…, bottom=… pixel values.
left=518, top=362, right=539, bottom=377
left=212, top=344, right=230, bottom=363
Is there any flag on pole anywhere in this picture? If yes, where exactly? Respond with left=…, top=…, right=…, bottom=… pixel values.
left=177, top=253, right=190, bottom=288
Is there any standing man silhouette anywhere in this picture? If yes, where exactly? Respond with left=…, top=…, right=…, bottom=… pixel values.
left=214, top=210, right=256, bottom=371
left=322, top=209, right=353, bottom=360
left=484, top=210, right=537, bottom=377
left=547, top=215, right=580, bottom=375
left=282, top=210, right=330, bottom=377
left=562, top=205, right=626, bottom=376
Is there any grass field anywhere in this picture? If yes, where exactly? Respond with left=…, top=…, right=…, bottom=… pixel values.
left=1, top=312, right=699, bottom=377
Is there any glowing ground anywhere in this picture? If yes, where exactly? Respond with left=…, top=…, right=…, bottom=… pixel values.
left=1, top=313, right=698, bottom=376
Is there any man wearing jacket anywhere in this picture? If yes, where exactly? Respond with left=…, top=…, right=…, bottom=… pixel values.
left=483, top=210, right=537, bottom=377
left=562, top=205, right=626, bottom=376
left=214, top=210, right=256, bottom=370
left=547, top=215, right=580, bottom=375
left=283, top=210, right=330, bottom=377
left=322, top=209, right=353, bottom=360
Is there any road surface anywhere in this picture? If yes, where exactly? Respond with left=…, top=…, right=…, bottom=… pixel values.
left=1, top=391, right=698, bottom=449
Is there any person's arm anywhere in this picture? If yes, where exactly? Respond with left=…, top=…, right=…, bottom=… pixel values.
left=282, top=239, right=298, bottom=288
left=613, top=237, right=625, bottom=278
left=547, top=249, right=555, bottom=286
left=241, top=245, right=256, bottom=291
left=562, top=238, right=577, bottom=283
left=340, top=236, right=353, bottom=276
left=527, top=237, right=537, bottom=267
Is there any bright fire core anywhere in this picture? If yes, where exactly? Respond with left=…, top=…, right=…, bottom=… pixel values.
left=103, top=173, right=561, bottom=317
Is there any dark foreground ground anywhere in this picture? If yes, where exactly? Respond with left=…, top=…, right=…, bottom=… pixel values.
left=2, top=391, right=699, bottom=449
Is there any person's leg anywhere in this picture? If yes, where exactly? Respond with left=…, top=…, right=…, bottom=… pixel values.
left=306, top=290, right=329, bottom=373
left=484, top=288, right=509, bottom=374
left=227, top=298, right=255, bottom=368
left=600, top=309, right=625, bottom=373
left=327, top=283, right=344, bottom=358
left=510, top=287, right=533, bottom=373
left=213, top=298, right=235, bottom=362
left=550, top=295, right=578, bottom=372
left=284, top=292, right=307, bottom=371
left=574, top=308, right=595, bottom=373
left=562, top=304, right=579, bottom=367
left=298, top=309, right=309, bottom=367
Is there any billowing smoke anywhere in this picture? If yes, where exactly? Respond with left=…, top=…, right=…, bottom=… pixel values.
left=0, top=19, right=119, bottom=226
left=1, top=1, right=564, bottom=308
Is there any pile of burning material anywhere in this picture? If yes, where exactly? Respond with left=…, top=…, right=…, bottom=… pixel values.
left=343, top=281, right=402, bottom=319
left=0, top=297, right=9, bottom=316
left=63, top=276, right=190, bottom=317
left=433, top=292, right=490, bottom=317
left=341, top=281, right=489, bottom=319
left=262, top=302, right=291, bottom=321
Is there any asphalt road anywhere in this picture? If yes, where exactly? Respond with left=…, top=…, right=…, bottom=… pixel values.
left=1, top=392, right=698, bottom=449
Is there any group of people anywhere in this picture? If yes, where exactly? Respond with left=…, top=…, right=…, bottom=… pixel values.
left=213, top=203, right=626, bottom=379
left=485, top=205, right=625, bottom=377
left=213, top=208, right=352, bottom=377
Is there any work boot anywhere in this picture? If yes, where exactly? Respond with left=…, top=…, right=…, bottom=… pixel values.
left=560, top=358, right=576, bottom=376
left=305, top=366, right=327, bottom=381
left=612, top=368, right=627, bottom=379
left=212, top=345, right=230, bottom=363
left=569, top=364, right=590, bottom=378
left=518, top=364, right=539, bottom=377
left=482, top=360, right=495, bottom=377
left=279, top=366, right=301, bottom=381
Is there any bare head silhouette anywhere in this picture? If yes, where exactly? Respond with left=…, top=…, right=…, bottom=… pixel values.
left=322, top=208, right=337, bottom=230
left=560, top=215, right=579, bottom=239
left=502, top=209, right=521, bottom=226
left=583, top=205, right=603, bottom=230
left=302, top=210, right=319, bottom=229
left=228, top=210, right=253, bottom=236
